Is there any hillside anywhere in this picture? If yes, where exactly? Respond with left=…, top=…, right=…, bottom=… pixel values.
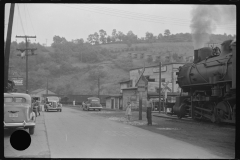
left=9, top=34, right=234, bottom=95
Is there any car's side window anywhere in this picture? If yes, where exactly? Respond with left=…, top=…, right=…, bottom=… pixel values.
left=15, top=97, right=26, bottom=103
left=4, top=97, right=13, bottom=103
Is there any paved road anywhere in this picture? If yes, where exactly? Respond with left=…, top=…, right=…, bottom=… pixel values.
left=44, top=106, right=222, bottom=158
left=4, top=106, right=224, bottom=158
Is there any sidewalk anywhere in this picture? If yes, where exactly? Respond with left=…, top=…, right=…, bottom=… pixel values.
left=4, top=110, right=51, bottom=158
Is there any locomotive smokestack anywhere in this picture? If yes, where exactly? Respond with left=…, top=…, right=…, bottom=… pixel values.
left=193, top=50, right=199, bottom=63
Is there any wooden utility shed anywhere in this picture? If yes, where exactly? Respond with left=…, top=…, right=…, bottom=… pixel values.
left=105, top=95, right=122, bottom=109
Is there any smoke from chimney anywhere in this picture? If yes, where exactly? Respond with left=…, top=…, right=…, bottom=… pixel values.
left=190, top=5, right=236, bottom=49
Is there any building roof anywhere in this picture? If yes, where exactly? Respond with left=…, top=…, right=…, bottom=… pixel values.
left=30, top=89, right=56, bottom=95
left=148, top=91, right=181, bottom=96
left=31, top=88, right=45, bottom=93
left=135, top=73, right=148, bottom=87
left=129, top=62, right=188, bottom=71
left=134, top=65, right=148, bottom=87
left=119, top=80, right=131, bottom=84
left=121, top=87, right=137, bottom=90
left=105, top=94, right=122, bottom=99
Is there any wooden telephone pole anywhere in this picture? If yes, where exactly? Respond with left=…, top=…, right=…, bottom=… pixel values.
left=4, top=3, right=15, bottom=92
left=16, top=35, right=37, bottom=94
left=159, top=62, right=162, bottom=113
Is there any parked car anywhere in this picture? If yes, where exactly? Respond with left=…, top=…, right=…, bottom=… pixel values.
left=4, top=93, right=36, bottom=135
left=44, top=96, right=62, bottom=112
left=82, top=97, right=102, bottom=111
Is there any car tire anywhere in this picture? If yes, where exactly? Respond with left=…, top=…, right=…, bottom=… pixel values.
left=99, top=109, right=101, bottom=111
left=29, top=127, right=35, bottom=135
left=60, top=109, right=62, bottom=112
left=87, top=108, right=89, bottom=111
left=94, top=109, right=95, bottom=111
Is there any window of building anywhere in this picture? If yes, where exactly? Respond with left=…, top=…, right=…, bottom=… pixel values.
left=161, top=78, right=165, bottom=82
left=129, top=80, right=132, bottom=87
left=145, top=76, right=155, bottom=82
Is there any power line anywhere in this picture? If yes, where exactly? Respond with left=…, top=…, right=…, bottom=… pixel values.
left=23, top=4, right=29, bottom=35
left=60, top=4, right=236, bottom=30
left=26, top=4, right=36, bottom=36
left=17, top=4, right=25, bottom=35
left=81, top=4, right=192, bottom=23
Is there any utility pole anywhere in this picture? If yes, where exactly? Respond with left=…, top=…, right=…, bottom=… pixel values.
left=159, top=61, right=162, bottom=113
left=4, top=3, right=15, bottom=92
left=172, top=64, right=174, bottom=92
left=98, top=75, right=100, bottom=99
left=46, top=78, right=48, bottom=95
left=16, top=35, right=37, bottom=94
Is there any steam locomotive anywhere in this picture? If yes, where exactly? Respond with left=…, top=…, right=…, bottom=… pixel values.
left=173, top=38, right=236, bottom=123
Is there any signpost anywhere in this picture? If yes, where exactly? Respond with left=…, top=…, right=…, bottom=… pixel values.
left=11, top=77, right=23, bottom=85
left=137, top=75, right=148, bottom=120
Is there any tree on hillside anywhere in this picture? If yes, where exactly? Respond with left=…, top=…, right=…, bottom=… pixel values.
left=93, top=32, right=100, bottom=45
left=87, top=34, right=94, bottom=45
left=52, top=35, right=67, bottom=48
left=125, top=31, right=137, bottom=47
left=158, top=33, right=163, bottom=40
left=145, top=32, right=154, bottom=43
left=75, top=38, right=84, bottom=44
left=117, top=31, right=124, bottom=42
left=112, top=29, right=117, bottom=42
left=164, top=29, right=171, bottom=37
left=106, top=36, right=111, bottom=43
left=99, top=29, right=107, bottom=44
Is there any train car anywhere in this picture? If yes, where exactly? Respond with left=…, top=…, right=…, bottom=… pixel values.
left=173, top=38, right=236, bottom=123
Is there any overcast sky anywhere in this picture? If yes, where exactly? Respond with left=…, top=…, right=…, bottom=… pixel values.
left=4, top=3, right=236, bottom=46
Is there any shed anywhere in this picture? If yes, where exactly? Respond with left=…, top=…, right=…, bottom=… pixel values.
left=105, top=94, right=122, bottom=109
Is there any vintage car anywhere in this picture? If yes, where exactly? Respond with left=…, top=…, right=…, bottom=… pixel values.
left=82, top=97, right=102, bottom=111
left=4, top=93, right=36, bottom=135
left=44, top=96, right=62, bottom=112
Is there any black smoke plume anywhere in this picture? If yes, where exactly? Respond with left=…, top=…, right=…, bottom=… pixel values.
left=190, top=5, right=236, bottom=49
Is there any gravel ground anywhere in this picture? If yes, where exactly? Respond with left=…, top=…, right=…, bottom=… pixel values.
left=66, top=105, right=236, bottom=158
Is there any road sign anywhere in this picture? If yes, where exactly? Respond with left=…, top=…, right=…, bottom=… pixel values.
left=137, top=76, right=148, bottom=92
left=11, top=77, right=23, bottom=85
left=162, top=82, right=171, bottom=92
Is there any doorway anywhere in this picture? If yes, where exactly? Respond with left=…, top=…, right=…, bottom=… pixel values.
left=111, top=99, right=114, bottom=109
